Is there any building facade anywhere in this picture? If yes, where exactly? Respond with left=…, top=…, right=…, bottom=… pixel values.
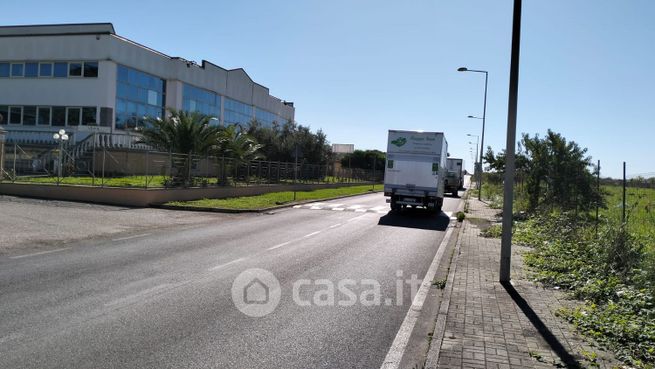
left=0, top=23, right=295, bottom=146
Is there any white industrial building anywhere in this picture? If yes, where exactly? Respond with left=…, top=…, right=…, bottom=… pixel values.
left=0, top=23, right=295, bottom=147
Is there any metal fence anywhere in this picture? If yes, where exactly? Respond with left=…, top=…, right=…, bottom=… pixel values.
left=0, top=142, right=383, bottom=188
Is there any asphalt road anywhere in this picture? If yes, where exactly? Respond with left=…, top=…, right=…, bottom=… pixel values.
left=0, top=192, right=463, bottom=369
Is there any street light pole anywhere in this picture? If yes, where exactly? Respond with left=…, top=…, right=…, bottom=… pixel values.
left=499, top=0, right=523, bottom=283
left=458, top=68, right=489, bottom=201
left=52, top=129, right=69, bottom=185
left=467, top=132, right=480, bottom=189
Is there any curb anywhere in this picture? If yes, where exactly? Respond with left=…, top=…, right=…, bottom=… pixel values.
left=424, top=216, right=466, bottom=367
left=151, top=189, right=384, bottom=214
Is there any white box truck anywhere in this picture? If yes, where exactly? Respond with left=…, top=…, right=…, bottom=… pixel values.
left=384, top=130, right=448, bottom=212
left=445, top=158, right=464, bottom=197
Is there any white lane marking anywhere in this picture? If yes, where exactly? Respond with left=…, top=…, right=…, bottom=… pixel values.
left=332, top=208, right=345, bottom=211
left=324, top=203, right=344, bottom=208
left=112, top=233, right=151, bottom=242
left=105, top=283, right=175, bottom=307
left=354, top=208, right=367, bottom=212
left=303, top=231, right=322, bottom=238
left=380, top=224, right=455, bottom=369
left=346, top=205, right=363, bottom=209
left=370, top=206, right=387, bottom=211
left=328, top=223, right=342, bottom=229
left=347, top=214, right=369, bottom=222
left=208, top=257, right=246, bottom=271
left=9, top=247, right=71, bottom=259
left=292, top=205, right=302, bottom=209
left=309, top=206, right=323, bottom=210
left=267, top=241, right=291, bottom=251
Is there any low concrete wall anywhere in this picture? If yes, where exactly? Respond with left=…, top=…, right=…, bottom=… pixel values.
left=0, top=182, right=371, bottom=207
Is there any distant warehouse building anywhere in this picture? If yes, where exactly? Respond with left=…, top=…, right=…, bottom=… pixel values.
left=0, top=23, right=295, bottom=147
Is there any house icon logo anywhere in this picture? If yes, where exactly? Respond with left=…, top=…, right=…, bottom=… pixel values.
left=244, top=278, right=269, bottom=305
left=231, top=268, right=281, bottom=317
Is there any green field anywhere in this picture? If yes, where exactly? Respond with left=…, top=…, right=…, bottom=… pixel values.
left=165, top=185, right=380, bottom=210
left=12, top=175, right=365, bottom=188
left=14, top=175, right=169, bottom=187
left=601, top=185, right=655, bottom=249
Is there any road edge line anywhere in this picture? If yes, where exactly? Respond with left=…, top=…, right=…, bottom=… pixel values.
left=379, top=221, right=455, bottom=369
left=424, top=218, right=465, bottom=367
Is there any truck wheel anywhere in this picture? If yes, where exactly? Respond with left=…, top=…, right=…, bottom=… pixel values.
left=452, top=189, right=458, bottom=198
left=435, top=198, right=443, bottom=213
left=390, top=201, right=401, bottom=212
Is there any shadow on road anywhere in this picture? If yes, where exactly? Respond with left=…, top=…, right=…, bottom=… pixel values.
left=377, top=209, right=450, bottom=231
left=501, top=281, right=583, bottom=368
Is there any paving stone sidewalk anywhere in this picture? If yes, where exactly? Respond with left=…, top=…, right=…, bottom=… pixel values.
left=426, top=198, right=622, bottom=369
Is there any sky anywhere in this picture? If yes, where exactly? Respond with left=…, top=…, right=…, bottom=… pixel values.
left=3, top=0, right=654, bottom=178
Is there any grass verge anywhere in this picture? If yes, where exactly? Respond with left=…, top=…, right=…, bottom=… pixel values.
left=164, top=185, right=381, bottom=210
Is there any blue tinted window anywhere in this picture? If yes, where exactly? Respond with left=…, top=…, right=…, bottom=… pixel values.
left=39, top=63, right=53, bottom=77
left=224, top=98, right=253, bottom=126
left=54, top=63, right=68, bottom=77
left=255, top=108, right=283, bottom=127
left=117, top=65, right=128, bottom=82
left=11, top=63, right=24, bottom=77
left=25, top=63, right=38, bottom=77
left=182, top=83, right=220, bottom=119
left=0, top=63, right=8, bottom=77
left=115, top=64, right=165, bottom=130
left=69, top=62, right=82, bottom=77
left=9, top=107, right=22, bottom=124
left=83, top=62, right=98, bottom=77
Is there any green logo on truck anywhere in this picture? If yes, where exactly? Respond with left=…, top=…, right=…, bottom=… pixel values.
left=391, top=137, right=407, bottom=147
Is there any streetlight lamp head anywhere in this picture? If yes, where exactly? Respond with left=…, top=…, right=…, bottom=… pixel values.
left=457, top=67, right=468, bottom=72
left=61, top=134, right=69, bottom=141
left=58, top=129, right=66, bottom=136
left=53, top=133, right=60, bottom=140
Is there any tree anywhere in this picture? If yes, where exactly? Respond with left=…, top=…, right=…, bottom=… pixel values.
left=484, top=130, right=603, bottom=212
left=340, top=150, right=386, bottom=171
left=138, top=109, right=221, bottom=155
left=215, top=124, right=263, bottom=163
left=246, top=120, right=332, bottom=164
left=138, top=109, right=222, bottom=186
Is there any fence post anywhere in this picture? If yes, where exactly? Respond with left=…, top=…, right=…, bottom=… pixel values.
left=622, top=161, right=626, bottom=224
left=0, top=127, right=5, bottom=181
left=13, top=143, right=17, bottom=183
left=144, top=150, right=149, bottom=189
left=596, top=159, right=600, bottom=236
left=246, top=161, right=250, bottom=186
left=101, top=147, right=106, bottom=187
left=92, top=133, right=96, bottom=186
left=168, top=150, right=173, bottom=184
left=221, top=156, right=226, bottom=186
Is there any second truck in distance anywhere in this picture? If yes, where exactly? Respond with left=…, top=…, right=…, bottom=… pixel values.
left=383, top=130, right=448, bottom=213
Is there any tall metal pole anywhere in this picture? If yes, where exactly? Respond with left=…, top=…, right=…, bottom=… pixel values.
left=0, top=126, right=6, bottom=181
left=478, top=72, right=488, bottom=201
left=622, top=162, right=626, bottom=224
left=596, top=160, right=600, bottom=236
left=57, top=140, right=63, bottom=185
left=499, top=0, right=522, bottom=283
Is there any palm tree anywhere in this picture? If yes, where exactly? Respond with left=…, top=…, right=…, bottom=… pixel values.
left=215, top=124, right=263, bottom=163
left=138, top=109, right=222, bottom=186
left=138, top=109, right=221, bottom=155
left=214, top=124, right=263, bottom=185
